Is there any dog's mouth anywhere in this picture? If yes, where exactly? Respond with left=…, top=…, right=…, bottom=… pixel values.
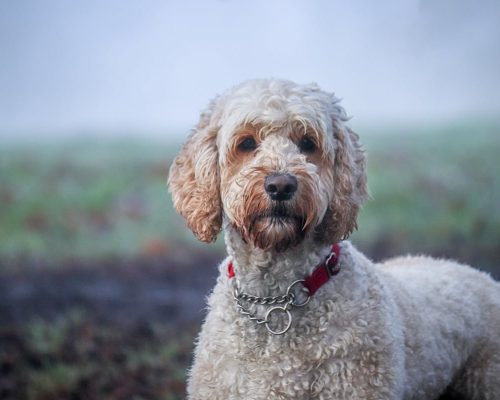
left=243, top=204, right=307, bottom=252
left=254, top=204, right=303, bottom=224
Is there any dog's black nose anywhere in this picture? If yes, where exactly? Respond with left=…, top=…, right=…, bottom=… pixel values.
left=264, top=173, right=298, bottom=201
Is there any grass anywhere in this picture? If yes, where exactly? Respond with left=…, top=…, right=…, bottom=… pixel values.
left=0, top=136, right=207, bottom=263
left=1, top=309, right=194, bottom=400
left=352, top=120, right=500, bottom=268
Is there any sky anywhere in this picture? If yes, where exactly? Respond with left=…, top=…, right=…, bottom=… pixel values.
left=0, top=0, right=499, bottom=137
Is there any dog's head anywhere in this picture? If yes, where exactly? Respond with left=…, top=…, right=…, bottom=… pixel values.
left=168, top=79, right=368, bottom=252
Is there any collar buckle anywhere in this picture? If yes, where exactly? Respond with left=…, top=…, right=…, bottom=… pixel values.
left=325, top=243, right=341, bottom=277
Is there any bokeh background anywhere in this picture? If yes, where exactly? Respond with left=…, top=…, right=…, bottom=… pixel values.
left=1, top=1, right=499, bottom=399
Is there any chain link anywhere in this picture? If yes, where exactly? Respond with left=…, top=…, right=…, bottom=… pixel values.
left=233, top=279, right=310, bottom=335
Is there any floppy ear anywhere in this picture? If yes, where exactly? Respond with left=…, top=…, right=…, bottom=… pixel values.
left=317, top=120, right=369, bottom=243
left=168, top=99, right=222, bottom=242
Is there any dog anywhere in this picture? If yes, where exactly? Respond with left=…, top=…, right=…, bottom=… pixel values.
left=168, top=79, right=500, bottom=399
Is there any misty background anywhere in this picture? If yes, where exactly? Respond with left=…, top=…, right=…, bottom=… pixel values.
left=1, top=2, right=499, bottom=399
left=1, top=0, right=499, bottom=136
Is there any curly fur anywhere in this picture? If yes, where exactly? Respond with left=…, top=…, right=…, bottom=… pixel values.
left=168, top=79, right=500, bottom=399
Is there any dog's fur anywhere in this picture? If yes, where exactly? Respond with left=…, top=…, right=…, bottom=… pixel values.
left=168, top=79, right=500, bottom=399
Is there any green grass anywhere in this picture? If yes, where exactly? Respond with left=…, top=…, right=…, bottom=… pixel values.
left=1, top=121, right=499, bottom=267
left=0, top=136, right=209, bottom=262
left=352, top=120, right=500, bottom=265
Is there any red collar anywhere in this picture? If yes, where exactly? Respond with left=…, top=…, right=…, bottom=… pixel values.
left=227, top=243, right=341, bottom=297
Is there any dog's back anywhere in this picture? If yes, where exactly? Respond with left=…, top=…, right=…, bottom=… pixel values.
left=378, top=256, right=500, bottom=399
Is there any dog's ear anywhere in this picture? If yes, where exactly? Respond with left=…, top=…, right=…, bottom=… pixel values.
left=317, top=119, right=369, bottom=243
left=168, top=99, right=222, bottom=243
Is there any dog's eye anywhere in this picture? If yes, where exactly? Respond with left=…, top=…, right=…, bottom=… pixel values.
left=237, top=137, right=257, bottom=152
left=298, top=137, right=316, bottom=153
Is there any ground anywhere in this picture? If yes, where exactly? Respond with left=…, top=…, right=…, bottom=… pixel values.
left=0, top=253, right=220, bottom=400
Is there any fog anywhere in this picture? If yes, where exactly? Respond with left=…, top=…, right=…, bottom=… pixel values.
left=0, top=0, right=499, bottom=137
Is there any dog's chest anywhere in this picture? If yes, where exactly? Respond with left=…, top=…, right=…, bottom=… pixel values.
left=188, top=258, right=404, bottom=399
left=195, top=298, right=365, bottom=399
left=193, top=321, right=393, bottom=400
left=208, top=330, right=335, bottom=399
left=190, top=290, right=341, bottom=398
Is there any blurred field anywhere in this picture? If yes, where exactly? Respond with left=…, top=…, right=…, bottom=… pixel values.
left=0, top=137, right=201, bottom=263
left=1, top=121, right=499, bottom=399
left=354, top=120, right=500, bottom=271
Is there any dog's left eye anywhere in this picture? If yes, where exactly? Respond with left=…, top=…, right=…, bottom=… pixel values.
left=238, top=137, right=257, bottom=152
left=298, top=137, right=316, bottom=153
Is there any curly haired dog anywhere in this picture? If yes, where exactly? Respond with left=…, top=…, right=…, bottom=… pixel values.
left=168, top=79, right=500, bottom=399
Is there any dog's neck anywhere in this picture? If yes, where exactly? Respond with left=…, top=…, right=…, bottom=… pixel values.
left=224, top=226, right=333, bottom=297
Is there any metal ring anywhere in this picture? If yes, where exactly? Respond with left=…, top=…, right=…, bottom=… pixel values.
left=286, top=280, right=311, bottom=307
left=264, top=306, right=292, bottom=335
left=292, top=288, right=311, bottom=307
left=286, top=279, right=305, bottom=294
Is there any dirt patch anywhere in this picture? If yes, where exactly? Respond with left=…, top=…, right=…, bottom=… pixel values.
left=0, top=251, right=224, bottom=400
left=0, top=252, right=222, bottom=327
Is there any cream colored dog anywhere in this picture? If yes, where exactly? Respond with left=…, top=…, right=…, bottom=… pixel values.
left=168, top=79, right=500, bottom=399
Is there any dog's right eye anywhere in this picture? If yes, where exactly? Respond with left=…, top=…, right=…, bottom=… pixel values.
left=298, top=137, right=316, bottom=154
left=237, top=137, right=257, bottom=152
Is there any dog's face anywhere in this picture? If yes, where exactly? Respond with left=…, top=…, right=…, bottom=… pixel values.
left=219, top=122, right=332, bottom=252
left=168, top=79, right=368, bottom=252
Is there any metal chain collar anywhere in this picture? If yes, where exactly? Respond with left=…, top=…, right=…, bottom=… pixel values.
left=232, top=279, right=311, bottom=335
